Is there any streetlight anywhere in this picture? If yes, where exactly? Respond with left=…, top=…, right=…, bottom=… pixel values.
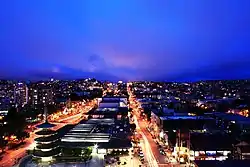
left=93, top=144, right=98, bottom=152
left=93, top=144, right=98, bottom=153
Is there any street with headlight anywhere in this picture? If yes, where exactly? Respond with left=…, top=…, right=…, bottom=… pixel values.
left=128, top=84, right=173, bottom=167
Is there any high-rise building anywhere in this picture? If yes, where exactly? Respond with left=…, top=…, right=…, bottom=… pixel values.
left=29, top=85, right=54, bottom=109
left=30, top=88, right=38, bottom=107
left=0, top=81, right=15, bottom=110
left=39, top=88, right=54, bottom=105
left=0, top=81, right=15, bottom=105
left=14, top=82, right=28, bottom=107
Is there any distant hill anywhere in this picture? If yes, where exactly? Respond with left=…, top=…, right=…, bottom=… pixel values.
left=0, top=66, right=121, bottom=82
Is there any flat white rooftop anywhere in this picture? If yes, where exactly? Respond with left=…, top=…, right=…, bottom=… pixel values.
left=62, top=118, right=114, bottom=143
left=86, top=118, right=115, bottom=124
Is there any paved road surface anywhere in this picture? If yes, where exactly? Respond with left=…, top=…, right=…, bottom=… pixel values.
left=128, top=85, right=172, bottom=167
left=140, top=121, right=170, bottom=166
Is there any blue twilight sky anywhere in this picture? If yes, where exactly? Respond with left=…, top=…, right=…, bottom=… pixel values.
left=1, top=0, right=250, bottom=81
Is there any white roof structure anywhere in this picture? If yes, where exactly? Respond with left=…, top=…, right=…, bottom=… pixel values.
left=61, top=119, right=114, bottom=143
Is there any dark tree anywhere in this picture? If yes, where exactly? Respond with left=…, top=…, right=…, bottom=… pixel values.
left=70, top=93, right=81, bottom=101
left=16, top=131, right=29, bottom=142
left=47, top=104, right=57, bottom=115
left=22, top=106, right=40, bottom=119
left=5, top=108, right=26, bottom=135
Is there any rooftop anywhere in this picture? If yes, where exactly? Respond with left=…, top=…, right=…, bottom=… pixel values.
left=96, top=107, right=119, bottom=112
left=191, top=133, right=234, bottom=151
left=36, top=122, right=56, bottom=129
left=86, top=118, right=115, bottom=124
left=214, top=112, right=250, bottom=124
left=88, top=107, right=128, bottom=115
left=60, top=118, right=131, bottom=149
left=100, top=99, right=121, bottom=103
left=61, top=132, right=110, bottom=143
left=60, top=142, right=94, bottom=148
left=61, top=119, right=118, bottom=143
left=35, top=129, right=56, bottom=136
left=160, top=115, right=213, bottom=120
left=99, top=137, right=132, bottom=149
left=60, top=137, right=132, bottom=149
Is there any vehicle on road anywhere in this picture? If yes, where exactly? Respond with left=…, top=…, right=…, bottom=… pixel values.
left=160, top=149, right=166, bottom=155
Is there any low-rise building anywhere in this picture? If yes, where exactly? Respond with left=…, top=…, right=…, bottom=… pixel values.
left=189, top=133, right=234, bottom=161
left=61, top=118, right=132, bottom=154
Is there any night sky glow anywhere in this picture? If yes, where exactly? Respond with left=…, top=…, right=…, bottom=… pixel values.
left=1, top=0, right=250, bottom=81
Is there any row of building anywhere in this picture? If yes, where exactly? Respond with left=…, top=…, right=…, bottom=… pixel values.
left=144, top=104, right=250, bottom=163
left=128, top=81, right=250, bottom=166
left=0, top=79, right=103, bottom=111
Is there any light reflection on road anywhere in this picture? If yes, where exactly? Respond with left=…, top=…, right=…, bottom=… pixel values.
left=134, top=115, right=158, bottom=167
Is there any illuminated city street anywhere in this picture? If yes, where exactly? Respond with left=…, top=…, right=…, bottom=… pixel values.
left=128, top=84, right=173, bottom=167
left=0, top=122, right=40, bottom=167
left=49, top=100, right=96, bottom=124
left=0, top=100, right=96, bottom=167
left=128, top=87, right=157, bottom=167
left=133, top=115, right=158, bottom=167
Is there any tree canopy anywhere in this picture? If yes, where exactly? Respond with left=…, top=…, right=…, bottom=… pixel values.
left=5, top=107, right=26, bottom=135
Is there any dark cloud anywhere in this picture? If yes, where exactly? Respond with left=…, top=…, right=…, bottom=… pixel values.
left=87, top=54, right=108, bottom=72
left=27, top=66, right=121, bottom=81
left=1, top=0, right=250, bottom=80
left=165, top=58, right=250, bottom=81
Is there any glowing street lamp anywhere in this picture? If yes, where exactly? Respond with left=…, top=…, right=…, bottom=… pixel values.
left=94, top=144, right=98, bottom=149
left=159, top=131, right=164, bottom=138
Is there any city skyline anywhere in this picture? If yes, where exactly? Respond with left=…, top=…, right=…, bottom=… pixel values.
left=1, top=0, right=250, bottom=81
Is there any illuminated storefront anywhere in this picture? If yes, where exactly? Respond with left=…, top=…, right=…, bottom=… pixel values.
left=190, top=150, right=230, bottom=161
